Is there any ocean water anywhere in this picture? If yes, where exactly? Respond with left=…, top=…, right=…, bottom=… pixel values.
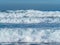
left=0, top=4, right=60, bottom=45
left=0, top=4, right=60, bottom=11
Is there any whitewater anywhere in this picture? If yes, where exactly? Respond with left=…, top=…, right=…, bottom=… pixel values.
left=0, top=10, right=60, bottom=44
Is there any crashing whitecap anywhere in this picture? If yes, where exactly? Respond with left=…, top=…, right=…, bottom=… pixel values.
left=0, top=10, right=60, bottom=23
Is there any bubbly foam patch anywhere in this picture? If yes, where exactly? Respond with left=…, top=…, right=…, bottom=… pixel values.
left=0, top=28, right=60, bottom=43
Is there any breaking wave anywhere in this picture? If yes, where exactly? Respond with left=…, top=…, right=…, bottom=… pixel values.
left=0, top=10, right=60, bottom=43
left=0, top=10, right=60, bottom=23
left=0, top=28, right=60, bottom=43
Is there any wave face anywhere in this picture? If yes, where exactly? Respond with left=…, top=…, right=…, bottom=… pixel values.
left=0, top=10, right=60, bottom=43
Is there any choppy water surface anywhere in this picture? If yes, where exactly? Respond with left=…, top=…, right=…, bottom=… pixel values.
left=0, top=10, right=60, bottom=45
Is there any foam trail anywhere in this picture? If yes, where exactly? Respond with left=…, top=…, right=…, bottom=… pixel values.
left=0, top=10, right=60, bottom=23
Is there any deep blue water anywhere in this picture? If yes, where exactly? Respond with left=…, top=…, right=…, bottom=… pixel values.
left=0, top=23, right=60, bottom=28
left=0, top=4, right=60, bottom=11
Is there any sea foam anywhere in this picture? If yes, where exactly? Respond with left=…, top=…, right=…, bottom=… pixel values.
left=0, top=10, right=60, bottom=43
left=0, top=10, right=60, bottom=23
left=0, top=28, right=60, bottom=43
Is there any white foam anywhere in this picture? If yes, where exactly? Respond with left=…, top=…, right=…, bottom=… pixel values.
left=0, top=10, right=60, bottom=43
left=0, top=10, right=60, bottom=23
left=0, top=28, right=60, bottom=43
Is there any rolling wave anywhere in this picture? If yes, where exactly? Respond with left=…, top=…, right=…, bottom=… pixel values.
left=0, top=10, right=60, bottom=23
left=0, top=10, right=60, bottom=44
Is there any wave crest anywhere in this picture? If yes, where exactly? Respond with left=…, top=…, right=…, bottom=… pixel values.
left=0, top=10, right=60, bottom=23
